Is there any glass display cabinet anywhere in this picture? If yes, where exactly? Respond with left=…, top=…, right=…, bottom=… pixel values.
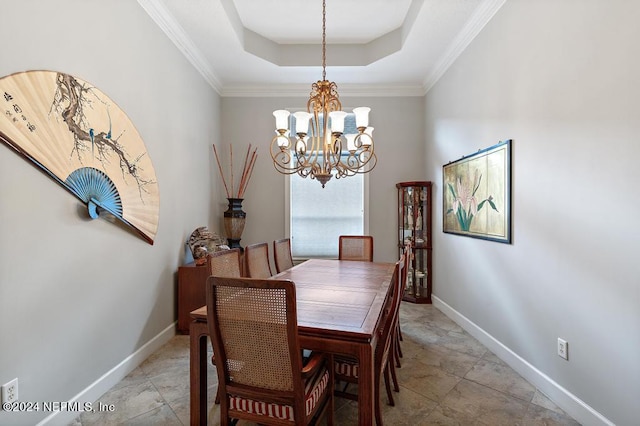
left=397, top=181, right=432, bottom=303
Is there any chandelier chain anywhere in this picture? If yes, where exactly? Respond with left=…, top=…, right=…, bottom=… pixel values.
left=322, top=0, right=326, bottom=81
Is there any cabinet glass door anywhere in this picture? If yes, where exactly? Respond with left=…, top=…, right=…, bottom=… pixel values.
left=397, top=181, right=432, bottom=303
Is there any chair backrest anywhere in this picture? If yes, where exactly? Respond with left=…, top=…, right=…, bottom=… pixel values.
left=245, top=242, right=273, bottom=278
left=206, top=277, right=306, bottom=420
left=376, top=257, right=404, bottom=364
left=207, top=248, right=242, bottom=278
left=338, top=235, right=374, bottom=261
left=273, top=238, right=295, bottom=274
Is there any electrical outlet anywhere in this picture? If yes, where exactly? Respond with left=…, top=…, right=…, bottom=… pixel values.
left=2, top=378, right=18, bottom=404
left=557, top=338, right=568, bottom=360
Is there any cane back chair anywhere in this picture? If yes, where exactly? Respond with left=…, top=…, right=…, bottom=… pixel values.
left=338, top=235, right=374, bottom=262
left=273, top=238, right=295, bottom=274
left=245, top=242, right=273, bottom=278
left=207, top=276, right=334, bottom=425
left=207, top=248, right=243, bottom=278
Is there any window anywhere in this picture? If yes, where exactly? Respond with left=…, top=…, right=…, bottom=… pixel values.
left=285, top=112, right=369, bottom=259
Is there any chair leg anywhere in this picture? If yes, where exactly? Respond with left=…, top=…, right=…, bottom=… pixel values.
left=375, top=401, right=384, bottom=426
left=327, top=354, right=334, bottom=426
left=394, top=332, right=402, bottom=368
left=390, top=355, right=400, bottom=393
left=375, top=403, right=384, bottom=426
left=318, top=389, right=334, bottom=426
left=375, top=367, right=384, bottom=426
left=383, top=363, right=395, bottom=406
left=393, top=325, right=404, bottom=369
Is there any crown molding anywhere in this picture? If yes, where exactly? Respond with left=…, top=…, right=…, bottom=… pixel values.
left=422, top=0, right=506, bottom=94
left=138, top=0, right=505, bottom=98
left=137, top=0, right=223, bottom=94
left=220, top=84, right=425, bottom=98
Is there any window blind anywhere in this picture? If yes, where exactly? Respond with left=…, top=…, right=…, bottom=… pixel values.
left=290, top=171, right=364, bottom=258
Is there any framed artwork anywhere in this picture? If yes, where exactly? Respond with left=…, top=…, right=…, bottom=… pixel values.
left=443, top=139, right=511, bottom=244
left=0, top=70, right=159, bottom=244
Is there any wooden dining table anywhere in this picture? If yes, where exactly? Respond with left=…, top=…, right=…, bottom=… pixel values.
left=189, top=258, right=396, bottom=425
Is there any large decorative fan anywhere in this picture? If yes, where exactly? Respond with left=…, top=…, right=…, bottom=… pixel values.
left=0, top=70, right=159, bottom=244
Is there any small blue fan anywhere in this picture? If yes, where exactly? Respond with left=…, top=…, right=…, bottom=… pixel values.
left=65, top=167, right=123, bottom=219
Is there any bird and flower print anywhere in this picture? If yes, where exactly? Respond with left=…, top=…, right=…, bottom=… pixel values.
left=443, top=140, right=511, bottom=243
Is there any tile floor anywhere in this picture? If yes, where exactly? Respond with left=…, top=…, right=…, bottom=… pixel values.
left=71, top=303, right=580, bottom=425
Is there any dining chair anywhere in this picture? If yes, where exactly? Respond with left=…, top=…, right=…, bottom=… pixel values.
left=206, top=276, right=334, bottom=425
left=206, top=248, right=243, bottom=405
left=338, top=235, right=374, bottom=262
left=207, top=248, right=243, bottom=278
left=389, top=252, right=409, bottom=394
left=244, top=242, right=273, bottom=278
left=333, top=256, right=404, bottom=425
left=273, top=238, right=295, bottom=273
left=394, top=242, right=412, bottom=368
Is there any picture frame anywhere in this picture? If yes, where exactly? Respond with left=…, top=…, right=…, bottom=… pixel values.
left=443, top=139, right=512, bottom=243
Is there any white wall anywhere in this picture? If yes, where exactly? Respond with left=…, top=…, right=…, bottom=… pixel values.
left=0, top=1, right=221, bottom=425
left=220, top=95, right=425, bottom=263
left=424, top=1, right=640, bottom=425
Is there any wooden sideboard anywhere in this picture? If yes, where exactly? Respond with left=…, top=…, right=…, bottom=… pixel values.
left=177, top=262, right=210, bottom=334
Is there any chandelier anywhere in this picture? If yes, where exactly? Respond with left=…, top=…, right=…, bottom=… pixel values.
left=270, top=0, right=376, bottom=188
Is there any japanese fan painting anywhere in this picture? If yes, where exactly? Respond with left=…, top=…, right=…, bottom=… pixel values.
left=0, top=70, right=159, bottom=244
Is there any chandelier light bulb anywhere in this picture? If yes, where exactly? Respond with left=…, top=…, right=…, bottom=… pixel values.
left=329, top=111, right=347, bottom=134
left=293, top=111, right=312, bottom=135
left=353, top=107, right=371, bottom=128
left=276, top=134, right=288, bottom=147
left=273, top=110, right=290, bottom=132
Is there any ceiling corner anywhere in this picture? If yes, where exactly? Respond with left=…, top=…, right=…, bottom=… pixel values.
left=137, top=0, right=223, bottom=94
left=422, top=0, right=507, bottom=94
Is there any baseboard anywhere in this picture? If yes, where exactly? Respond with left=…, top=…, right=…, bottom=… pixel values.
left=432, top=296, right=614, bottom=426
left=37, top=322, right=177, bottom=426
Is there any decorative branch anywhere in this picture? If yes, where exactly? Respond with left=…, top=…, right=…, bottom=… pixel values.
left=50, top=73, right=155, bottom=201
left=230, top=144, right=234, bottom=198
left=239, top=144, right=251, bottom=192
left=212, top=144, right=230, bottom=198
left=213, top=143, right=257, bottom=199
left=238, top=146, right=257, bottom=198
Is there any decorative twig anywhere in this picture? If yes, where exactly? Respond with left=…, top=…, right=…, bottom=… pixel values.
left=213, top=143, right=258, bottom=199
left=247, top=150, right=257, bottom=194
left=239, top=144, right=251, bottom=191
left=238, top=144, right=252, bottom=197
left=212, top=144, right=230, bottom=198
left=239, top=148, right=258, bottom=198
left=230, top=144, right=234, bottom=198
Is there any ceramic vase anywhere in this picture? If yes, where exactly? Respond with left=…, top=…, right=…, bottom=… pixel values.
left=223, top=198, right=246, bottom=250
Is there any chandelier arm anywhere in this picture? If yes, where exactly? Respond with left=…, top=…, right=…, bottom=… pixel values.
left=349, top=151, right=378, bottom=174
left=307, top=135, right=322, bottom=171
left=295, top=140, right=317, bottom=171
left=270, top=135, right=308, bottom=175
left=341, top=153, right=362, bottom=173
left=329, top=135, right=342, bottom=163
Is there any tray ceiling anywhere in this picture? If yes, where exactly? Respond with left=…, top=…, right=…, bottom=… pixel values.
left=138, top=0, right=505, bottom=96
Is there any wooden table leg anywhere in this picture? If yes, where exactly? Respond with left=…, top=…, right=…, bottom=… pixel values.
left=189, top=320, right=209, bottom=426
left=358, top=343, right=375, bottom=425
